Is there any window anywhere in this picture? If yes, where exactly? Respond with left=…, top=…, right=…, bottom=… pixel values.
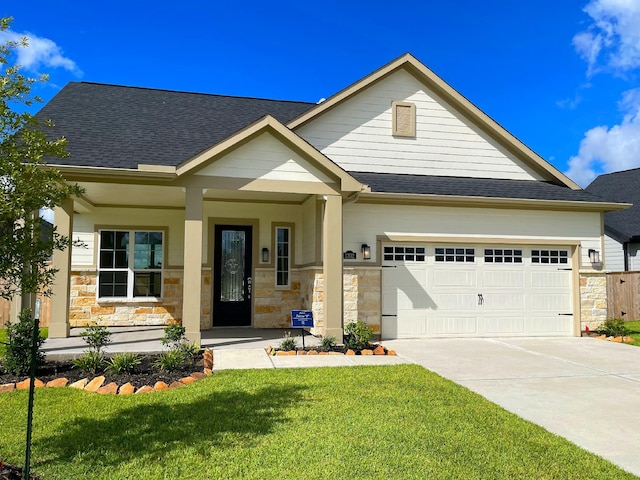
left=276, top=227, right=290, bottom=287
left=98, top=230, right=163, bottom=298
left=392, top=101, right=416, bottom=137
left=484, top=248, right=523, bottom=264
left=383, top=246, right=426, bottom=262
left=531, top=249, right=568, bottom=265
left=435, top=247, right=475, bottom=263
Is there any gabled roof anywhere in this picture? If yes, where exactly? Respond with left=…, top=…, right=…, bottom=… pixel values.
left=288, top=53, right=580, bottom=190
left=36, top=82, right=315, bottom=170
left=354, top=172, right=626, bottom=210
left=586, top=168, right=640, bottom=242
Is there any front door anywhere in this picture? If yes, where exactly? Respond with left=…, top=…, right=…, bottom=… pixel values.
left=213, top=225, right=252, bottom=326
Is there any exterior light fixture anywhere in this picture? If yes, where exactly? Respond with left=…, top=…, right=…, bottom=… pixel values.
left=262, top=247, right=269, bottom=263
left=588, top=248, right=600, bottom=264
left=361, top=244, right=371, bottom=260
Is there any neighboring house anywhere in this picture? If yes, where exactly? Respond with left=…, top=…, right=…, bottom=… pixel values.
left=38, top=53, right=626, bottom=342
left=586, top=168, right=640, bottom=271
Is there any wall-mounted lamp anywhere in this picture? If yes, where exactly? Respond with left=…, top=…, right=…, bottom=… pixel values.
left=262, top=247, right=270, bottom=263
left=588, top=248, right=601, bottom=264
left=361, top=244, right=371, bottom=260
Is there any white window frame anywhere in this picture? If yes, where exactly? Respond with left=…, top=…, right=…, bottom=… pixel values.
left=435, top=247, right=475, bottom=263
left=275, top=226, right=291, bottom=288
left=97, top=229, right=164, bottom=300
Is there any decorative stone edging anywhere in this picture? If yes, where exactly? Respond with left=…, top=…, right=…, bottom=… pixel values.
left=0, top=349, right=214, bottom=395
left=267, top=344, right=397, bottom=356
left=593, top=335, right=635, bottom=343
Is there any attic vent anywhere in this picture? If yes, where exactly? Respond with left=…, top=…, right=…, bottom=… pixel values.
left=392, top=101, right=416, bottom=137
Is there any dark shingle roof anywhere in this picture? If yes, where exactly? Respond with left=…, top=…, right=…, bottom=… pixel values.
left=586, top=168, right=640, bottom=242
left=36, top=82, right=315, bottom=169
left=352, top=171, right=609, bottom=203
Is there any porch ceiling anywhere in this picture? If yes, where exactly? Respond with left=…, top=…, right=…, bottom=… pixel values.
left=74, top=181, right=310, bottom=210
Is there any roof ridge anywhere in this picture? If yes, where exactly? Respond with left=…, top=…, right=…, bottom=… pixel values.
left=75, top=81, right=315, bottom=105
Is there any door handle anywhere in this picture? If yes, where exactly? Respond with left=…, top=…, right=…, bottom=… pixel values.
left=478, top=293, right=484, bottom=306
left=247, top=276, right=252, bottom=299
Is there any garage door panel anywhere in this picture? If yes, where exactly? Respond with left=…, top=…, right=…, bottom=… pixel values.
left=397, top=315, right=428, bottom=337
left=531, top=271, right=571, bottom=288
left=434, top=293, right=477, bottom=311
left=382, top=267, right=426, bottom=287
left=430, top=317, right=476, bottom=335
left=433, top=269, right=476, bottom=287
left=480, top=316, right=525, bottom=334
left=482, top=293, right=525, bottom=311
left=482, top=270, right=525, bottom=288
left=528, top=316, right=573, bottom=334
left=530, top=293, right=572, bottom=312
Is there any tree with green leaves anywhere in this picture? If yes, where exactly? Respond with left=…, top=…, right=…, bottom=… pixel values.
left=0, top=17, right=82, bottom=479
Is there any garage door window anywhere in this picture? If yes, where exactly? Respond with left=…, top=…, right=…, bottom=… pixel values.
left=531, top=249, right=568, bottom=264
left=435, top=247, right=474, bottom=263
left=484, top=249, right=523, bottom=263
left=383, top=246, right=426, bottom=262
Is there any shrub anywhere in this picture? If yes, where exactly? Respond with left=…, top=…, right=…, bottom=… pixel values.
left=344, top=320, right=373, bottom=350
left=79, top=325, right=112, bottom=353
left=178, top=342, right=200, bottom=366
left=595, top=319, right=629, bottom=337
left=319, top=335, right=337, bottom=352
left=73, top=350, right=105, bottom=374
left=161, top=324, right=186, bottom=349
left=106, top=352, right=143, bottom=375
left=3, top=309, right=46, bottom=376
left=154, top=349, right=186, bottom=372
left=279, top=332, right=297, bottom=351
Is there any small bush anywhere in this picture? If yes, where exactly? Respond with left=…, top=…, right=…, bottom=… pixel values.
left=3, top=309, right=45, bottom=376
left=595, top=319, right=630, bottom=337
left=344, top=320, right=374, bottom=350
left=73, top=350, right=105, bottom=374
left=161, top=324, right=186, bottom=349
left=178, top=342, right=200, bottom=366
left=319, top=335, right=337, bottom=352
left=279, top=332, right=297, bottom=351
left=79, top=325, right=112, bottom=353
left=106, top=352, right=143, bottom=375
left=153, top=349, right=186, bottom=372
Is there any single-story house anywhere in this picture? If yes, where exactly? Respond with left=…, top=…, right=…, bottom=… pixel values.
left=39, top=53, right=627, bottom=343
left=586, top=168, right=640, bottom=271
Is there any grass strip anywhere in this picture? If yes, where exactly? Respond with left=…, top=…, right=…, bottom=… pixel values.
left=0, top=365, right=635, bottom=479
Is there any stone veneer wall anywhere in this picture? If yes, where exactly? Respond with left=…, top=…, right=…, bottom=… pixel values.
left=69, top=268, right=211, bottom=328
left=253, top=268, right=303, bottom=328
left=579, top=271, right=607, bottom=331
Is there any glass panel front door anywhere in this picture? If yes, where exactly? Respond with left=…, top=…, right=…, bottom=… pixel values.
left=220, top=230, right=245, bottom=302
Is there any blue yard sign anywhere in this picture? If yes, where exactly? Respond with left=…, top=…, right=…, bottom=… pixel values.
left=291, top=310, right=314, bottom=328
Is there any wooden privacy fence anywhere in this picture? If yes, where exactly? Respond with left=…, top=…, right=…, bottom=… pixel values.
left=606, top=271, right=640, bottom=321
left=0, top=296, right=51, bottom=328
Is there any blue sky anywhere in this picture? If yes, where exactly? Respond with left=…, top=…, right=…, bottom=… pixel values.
left=3, top=0, right=640, bottom=187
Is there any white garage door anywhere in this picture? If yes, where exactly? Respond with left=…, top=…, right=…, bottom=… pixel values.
left=381, top=245, right=574, bottom=339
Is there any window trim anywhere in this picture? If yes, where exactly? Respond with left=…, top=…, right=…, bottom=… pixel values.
left=275, top=225, right=292, bottom=289
left=97, top=228, right=165, bottom=301
left=392, top=101, right=416, bottom=137
left=434, top=246, right=475, bottom=263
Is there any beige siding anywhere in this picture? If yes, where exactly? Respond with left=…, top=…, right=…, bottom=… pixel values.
left=195, top=132, right=332, bottom=183
left=604, top=235, right=625, bottom=271
left=343, top=203, right=601, bottom=267
left=301, top=196, right=317, bottom=264
left=297, top=69, right=544, bottom=181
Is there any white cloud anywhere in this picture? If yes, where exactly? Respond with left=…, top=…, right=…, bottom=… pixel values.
left=0, top=29, right=81, bottom=75
left=565, top=87, right=640, bottom=186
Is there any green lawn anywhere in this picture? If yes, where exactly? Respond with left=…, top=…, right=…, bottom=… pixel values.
left=0, top=365, right=634, bottom=479
left=625, top=321, right=640, bottom=345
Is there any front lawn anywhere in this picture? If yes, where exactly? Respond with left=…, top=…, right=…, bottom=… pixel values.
left=625, top=320, right=640, bottom=345
left=0, top=365, right=634, bottom=479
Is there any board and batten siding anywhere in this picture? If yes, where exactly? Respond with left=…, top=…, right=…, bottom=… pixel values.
left=343, top=203, right=601, bottom=266
left=604, top=235, right=625, bottom=271
left=195, top=132, right=332, bottom=183
left=296, top=69, right=545, bottom=181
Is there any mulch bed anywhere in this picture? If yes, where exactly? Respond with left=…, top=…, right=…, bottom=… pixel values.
left=0, top=353, right=205, bottom=389
left=0, top=461, right=39, bottom=480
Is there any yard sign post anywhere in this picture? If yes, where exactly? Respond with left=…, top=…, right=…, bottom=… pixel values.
left=291, top=310, right=314, bottom=349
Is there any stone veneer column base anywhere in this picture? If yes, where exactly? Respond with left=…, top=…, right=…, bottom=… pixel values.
left=579, top=271, right=607, bottom=332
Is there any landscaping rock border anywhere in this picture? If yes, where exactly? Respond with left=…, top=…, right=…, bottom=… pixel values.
left=0, top=349, right=214, bottom=395
left=266, top=344, right=397, bottom=356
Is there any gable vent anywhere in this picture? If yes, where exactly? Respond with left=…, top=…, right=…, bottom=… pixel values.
left=392, top=101, right=416, bottom=137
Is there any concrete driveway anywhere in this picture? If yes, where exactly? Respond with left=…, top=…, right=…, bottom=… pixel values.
left=383, top=337, right=640, bottom=477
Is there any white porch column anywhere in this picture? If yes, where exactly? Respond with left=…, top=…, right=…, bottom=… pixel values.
left=182, top=186, right=203, bottom=344
left=49, top=198, right=73, bottom=338
left=323, top=194, right=343, bottom=339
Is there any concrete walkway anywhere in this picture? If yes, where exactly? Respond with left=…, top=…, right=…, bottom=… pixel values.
left=383, top=336, right=640, bottom=477
left=42, top=328, right=640, bottom=475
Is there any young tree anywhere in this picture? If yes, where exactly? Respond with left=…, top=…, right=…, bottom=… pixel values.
left=0, top=17, right=82, bottom=479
